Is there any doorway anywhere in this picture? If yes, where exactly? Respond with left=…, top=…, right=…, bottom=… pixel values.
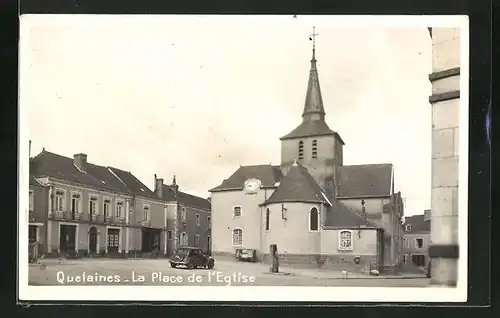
left=29, top=225, right=37, bottom=243
left=107, top=228, right=120, bottom=254
left=141, top=228, right=161, bottom=253
left=59, top=224, right=77, bottom=255
left=207, top=235, right=211, bottom=255
left=88, top=226, right=98, bottom=254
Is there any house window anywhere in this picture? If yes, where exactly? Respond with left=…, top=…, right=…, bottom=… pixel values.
left=116, top=201, right=124, bottom=218
left=265, top=208, right=270, bottom=231
left=181, top=207, right=187, bottom=222
left=298, top=140, right=304, bottom=159
left=208, top=216, right=211, bottom=228
left=196, top=214, right=200, bottom=227
left=167, top=230, right=173, bottom=240
left=232, top=228, right=243, bottom=246
left=339, top=230, right=353, bottom=251
left=416, top=238, right=423, bottom=249
left=29, top=190, right=34, bottom=211
left=103, top=199, right=111, bottom=218
left=55, top=190, right=65, bottom=211
left=71, top=194, right=81, bottom=213
left=195, top=233, right=200, bottom=246
left=89, top=196, right=98, bottom=215
left=233, top=206, right=242, bottom=217
left=312, top=140, right=318, bottom=159
left=405, top=224, right=412, bottom=232
left=309, top=207, right=319, bottom=231
left=143, top=205, right=150, bottom=221
left=180, top=232, right=188, bottom=246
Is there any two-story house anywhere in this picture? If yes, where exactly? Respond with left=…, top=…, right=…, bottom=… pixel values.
left=154, top=175, right=211, bottom=256
left=402, top=210, right=431, bottom=267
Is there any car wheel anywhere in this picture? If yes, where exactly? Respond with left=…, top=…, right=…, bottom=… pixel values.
left=187, top=260, right=194, bottom=270
left=207, top=260, right=214, bottom=269
left=170, top=263, right=176, bottom=268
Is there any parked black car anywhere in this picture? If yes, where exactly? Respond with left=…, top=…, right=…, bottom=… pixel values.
left=170, top=247, right=215, bottom=270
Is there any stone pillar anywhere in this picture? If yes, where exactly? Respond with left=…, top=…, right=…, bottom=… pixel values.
left=125, top=227, right=129, bottom=254
left=428, top=27, right=460, bottom=286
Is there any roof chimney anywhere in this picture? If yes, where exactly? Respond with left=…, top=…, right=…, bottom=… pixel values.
left=424, top=209, right=431, bottom=222
left=73, top=153, right=87, bottom=172
left=29, top=140, right=32, bottom=159
left=155, top=176, right=164, bottom=199
left=171, top=175, right=179, bottom=193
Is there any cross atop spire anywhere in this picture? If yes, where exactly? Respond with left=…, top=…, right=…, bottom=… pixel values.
left=302, top=26, right=325, bottom=121
left=309, top=26, right=319, bottom=59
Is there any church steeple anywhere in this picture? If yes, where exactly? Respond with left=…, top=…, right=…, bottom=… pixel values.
left=302, top=26, right=326, bottom=122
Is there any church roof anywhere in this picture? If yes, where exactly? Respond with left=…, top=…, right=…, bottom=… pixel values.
left=324, top=200, right=379, bottom=228
left=261, top=162, right=331, bottom=205
left=280, top=119, right=345, bottom=144
left=337, top=164, right=393, bottom=198
left=209, top=164, right=283, bottom=192
left=30, top=150, right=132, bottom=194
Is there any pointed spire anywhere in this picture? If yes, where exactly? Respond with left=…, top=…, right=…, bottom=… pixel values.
left=303, top=26, right=325, bottom=122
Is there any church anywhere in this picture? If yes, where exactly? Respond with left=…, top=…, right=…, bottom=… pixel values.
left=209, top=30, right=405, bottom=274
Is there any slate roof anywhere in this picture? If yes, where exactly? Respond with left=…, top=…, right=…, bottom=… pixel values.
left=209, top=164, right=283, bottom=192
left=324, top=200, right=378, bottom=228
left=108, top=167, right=158, bottom=200
left=30, top=150, right=132, bottom=194
left=280, top=120, right=345, bottom=144
left=159, top=184, right=211, bottom=211
left=262, top=162, right=331, bottom=205
left=337, top=163, right=393, bottom=198
left=403, top=214, right=430, bottom=234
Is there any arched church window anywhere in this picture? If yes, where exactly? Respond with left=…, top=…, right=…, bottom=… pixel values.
left=312, top=140, right=318, bottom=158
left=265, top=208, right=270, bottom=231
left=309, top=207, right=319, bottom=231
left=298, top=141, right=304, bottom=159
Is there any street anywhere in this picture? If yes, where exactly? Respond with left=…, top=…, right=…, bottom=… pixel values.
left=28, top=258, right=430, bottom=287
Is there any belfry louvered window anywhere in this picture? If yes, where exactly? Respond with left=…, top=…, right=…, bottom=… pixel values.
left=312, top=140, right=318, bottom=159
left=298, top=141, right=304, bottom=159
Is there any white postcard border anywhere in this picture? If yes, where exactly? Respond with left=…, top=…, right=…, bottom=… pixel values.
left=18, top=14, right=470, bottom=302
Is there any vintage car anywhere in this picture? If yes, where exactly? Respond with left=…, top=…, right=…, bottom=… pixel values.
left=170, top=246, right=215, bottom=270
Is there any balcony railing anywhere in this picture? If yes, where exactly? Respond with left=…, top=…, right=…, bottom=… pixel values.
left=139, top=220, right=151, bottom=227
left=50, top=211, right=128, bottom=225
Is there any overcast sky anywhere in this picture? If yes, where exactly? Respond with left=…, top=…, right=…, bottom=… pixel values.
left=20, top=15, right=433, bottom=216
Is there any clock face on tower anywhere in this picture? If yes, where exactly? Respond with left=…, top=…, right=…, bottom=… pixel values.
left=243, top=178, right=262, bottom=195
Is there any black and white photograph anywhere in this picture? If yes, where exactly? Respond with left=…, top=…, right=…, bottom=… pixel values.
left=18, top=14, right=468, bottom=302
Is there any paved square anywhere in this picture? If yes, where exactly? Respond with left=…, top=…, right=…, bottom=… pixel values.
left=28, top=258, right=430, bottom=287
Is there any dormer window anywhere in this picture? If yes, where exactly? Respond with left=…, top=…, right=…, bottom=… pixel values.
left=312, top=140, right=318, bottom=159
left=405, top=224, right=412, bottom=232
left=298, top=141, right=304, bottom=159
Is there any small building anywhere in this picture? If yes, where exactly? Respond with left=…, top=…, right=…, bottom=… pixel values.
left=154, top=175, right=211, bottom=256
left=28, top=171, right=48, bottom=261
left=402, top=210, right=431, bottom=267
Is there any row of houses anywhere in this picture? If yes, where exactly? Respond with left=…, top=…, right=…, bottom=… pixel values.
left=28, top=148, right=211, bottom=259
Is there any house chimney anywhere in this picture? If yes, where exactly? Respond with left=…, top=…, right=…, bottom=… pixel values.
left=424, top=209, right=431, bottom=222
left=171, top=175, right=179, bottom=193
left=29, top=140, right=32, bottom=159
left=73, top=153, right=87, bottom=172
left=155, top=175, right=164, bottom=199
